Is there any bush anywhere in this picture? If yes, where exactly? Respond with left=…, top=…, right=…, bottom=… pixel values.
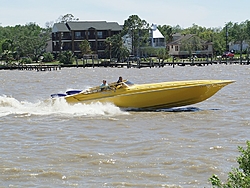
left=42, top=52, right=54, bottom=62
left=20, top=57, right=33, bottom=64
left=209, top=141, right=250, bottom=187
left=58, top=51, right=74, bottom=64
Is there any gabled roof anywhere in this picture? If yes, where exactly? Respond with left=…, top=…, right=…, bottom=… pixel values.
left=52, top=23, right=69, bottom=32
left=167, top=34, right=212, bottom=46
left=52, top=21, right=122, bottom=32
left=167, top=34, right=194, bottom=45
left=152, top=29, right=164, bottom=38
left=151, top=24, right=164, bottom=38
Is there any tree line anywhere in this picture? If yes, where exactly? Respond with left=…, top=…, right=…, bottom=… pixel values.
left=1, top=14, right=250, bottom=65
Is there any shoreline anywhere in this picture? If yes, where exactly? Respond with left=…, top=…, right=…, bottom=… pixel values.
left=0, top=60, right=249, bottom=71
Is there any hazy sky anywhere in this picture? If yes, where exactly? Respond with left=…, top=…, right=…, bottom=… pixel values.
left=1, top=0, right=249, bottom=28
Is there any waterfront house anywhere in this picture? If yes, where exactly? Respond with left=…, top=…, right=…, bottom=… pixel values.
left=123, top=23, right=166, bottom=57
left=149, top=24, right=166, bottom=48
left=166, top=33, right=213, bottom=58
left=229, top=41, right=249, bottom=52
left=52, top=21, right=122, bottom=58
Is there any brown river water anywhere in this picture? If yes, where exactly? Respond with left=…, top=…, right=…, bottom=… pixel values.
left=0, top=64, right=249, bottom=187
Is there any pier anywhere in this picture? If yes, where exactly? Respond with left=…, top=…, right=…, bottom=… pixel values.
left=0, top=59, right=249, bottom=71
left=0, top=64, right=61, bottom=71
left=18, top=64, right=61, bottom=71
left=79, top=58, right=250, bottom=68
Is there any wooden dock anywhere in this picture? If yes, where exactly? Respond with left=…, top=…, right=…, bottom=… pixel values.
left=0, top=59, right=249, bottom=71
left=79, top=58, right=250, bottom=68
left=0, top=64, right=61, bottom=71
left=18, top=64, right=61, bottom=71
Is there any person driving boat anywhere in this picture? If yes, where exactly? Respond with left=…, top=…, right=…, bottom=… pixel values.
left=117, top=76, right=123, bottom=83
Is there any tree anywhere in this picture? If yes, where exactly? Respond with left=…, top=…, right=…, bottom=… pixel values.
left=42, top=52, right=54, bottom=62
left=58, top=51, right=74, bottom=64
left=56, top=14, right=79, bottom=23
left=79, top=40, right=92, bottom=57
left=245, top=20, right=250, bottom=61
left=105, top=36, right=112, bottom=61
left=1, top=50, right=14, bottom=64
left=156, top=48, right=169, bottom=63
left=180, top=35, right=202, bottom=58
left=172, top=25, right=183, bottom=34
left=213, top=31, right=225, bottom=56
left=0, top=23, right=50, bottom=62
left=17, top=23, right=50, bottom=62
left=230, top=21, right=248, bottom=62
left=182, top=24, right=207, bottom=36
left=105, top=34, right=129, bottom=62
left=209, top=141, right=250, bottom=187
left=122, top=15, right=150, bottom=56
left=157, top=25, right=173, bottom=42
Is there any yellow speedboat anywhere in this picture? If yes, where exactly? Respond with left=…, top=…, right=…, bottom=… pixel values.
left=51, top=80, right=235, bottom=109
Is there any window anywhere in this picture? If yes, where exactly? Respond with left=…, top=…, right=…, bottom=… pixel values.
left=97, top=31, right=103, bottom=39
left=97, top=41, right=105, bottom=50
left=75, top=32, right=81, bottom=39
left=175, top=46, right=179, bottom=51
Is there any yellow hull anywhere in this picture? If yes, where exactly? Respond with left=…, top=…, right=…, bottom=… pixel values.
left=64, top=80, right=235, bottom=109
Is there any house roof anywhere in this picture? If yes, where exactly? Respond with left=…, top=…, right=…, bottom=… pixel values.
left=152, top=29, right=164, bottom=38
left=52, top=23, right=69, bottom=32
left=167, top=34, right=194, bottom=45
left=151, top=24, right=164, bottom=38
left=167, top=34, right=212, bottom=46
left=52, top=21, right=122, bottom=32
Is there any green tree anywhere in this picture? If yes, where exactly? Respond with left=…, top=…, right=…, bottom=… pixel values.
left=122, top=15, right=150, bottom=56
left=56, top=13, right=79, bottom=23
left=105, top=34, right=129, bottom=62
left=172, top=25, right=183, bottom=34
left=156, top=48, right=168, bottom=63
left=208, top=28, right=224, bottom=56
left=209, top=141, right=250, bottom=187
left=18, top=23, right=50, bottom=62
left=157, top=25, right=173, bottom=42
left=79, top=40, right=92, bottom=57
left=245, top=20, right=250, bottom=60
left=0, top=23, right=50, bottom=61
left=182, top=24, right=207, bottom=36
left=230, top=21, right=248, bottom=62
left=105, top=36, right=112, bottom=61
left=42, top=52, right=54, bottom=62
left=58, top=51, right=74, bottom=64
left=1, top=50, right=14, bottom=64
left=180, top=35, right=202, bottom=58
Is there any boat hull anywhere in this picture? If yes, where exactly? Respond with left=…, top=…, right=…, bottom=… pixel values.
left=64, top=80, right=235, bottom=109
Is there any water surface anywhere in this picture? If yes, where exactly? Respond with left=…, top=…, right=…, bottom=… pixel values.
left=0, top=64, right=249, bottom=187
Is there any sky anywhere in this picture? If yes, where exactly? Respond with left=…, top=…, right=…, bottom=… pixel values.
left=1, top=0, right=250, bottom=29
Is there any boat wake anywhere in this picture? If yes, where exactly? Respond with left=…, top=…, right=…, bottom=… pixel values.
left=0, top=95, right=128, bottom=118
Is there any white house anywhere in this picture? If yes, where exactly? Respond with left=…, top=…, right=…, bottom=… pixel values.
left=149, top=24, right=166, bottom=48
left=122, top=23, right=166, bottom=55
left=229, top=41, right=249, bottom=52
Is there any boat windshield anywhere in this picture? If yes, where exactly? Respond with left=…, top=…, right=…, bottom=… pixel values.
left=124, top=80, right=134, bottom=86
left=82, top=80, right=135, bottom=94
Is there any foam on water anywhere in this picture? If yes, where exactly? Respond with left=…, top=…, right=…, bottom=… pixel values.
left=0, top=95, right=128, bottom=117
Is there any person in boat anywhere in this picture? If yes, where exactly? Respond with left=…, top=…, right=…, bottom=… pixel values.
left=114, top=76, right=124, bottom=89
left=100, top=80, right=108, bottom=91
left=117, top=76, right=123, bottom=83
